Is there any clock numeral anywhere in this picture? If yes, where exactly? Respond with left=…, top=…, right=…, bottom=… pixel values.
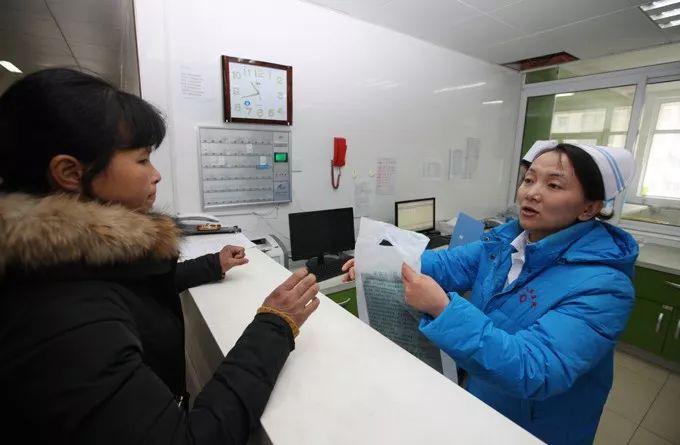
left=231, top=71, right=242, bottom=80
left=277, top=107, right=283, bottom=115
left=234, top=104, right=241, bottom=111
left=232, top=87, right=240, bottom=95
left=246, top=107, right=252, bottom=116
left=256, top=109, right=264, bottom=117
left=277, top=76, right=283, bottom=85
left=277, top=92, right=284, bottom=100
left=268, top=109, right=275, bottom=118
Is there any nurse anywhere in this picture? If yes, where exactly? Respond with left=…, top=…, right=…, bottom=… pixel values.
left=345, top=141, right=638, bottom=444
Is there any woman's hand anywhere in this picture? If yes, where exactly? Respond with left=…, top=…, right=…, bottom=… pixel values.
left=341, top=258, right=355, bottom=282
left=262, top=268, right=320, bottom=328
left=401, top=263, right=449, bottom=318
left=219, top=245, right=249, bottom=274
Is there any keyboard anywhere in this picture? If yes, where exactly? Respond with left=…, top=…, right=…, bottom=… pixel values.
left=308, top=256, right=353, bottom=282
left=427, top=235, right=451, bottom=249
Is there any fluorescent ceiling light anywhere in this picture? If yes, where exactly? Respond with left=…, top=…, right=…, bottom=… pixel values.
left=0, top=61, right=22, bottom=73
left=361, top=79, right=401, bottom=89
left=650, top=7, right=680, bottom=19
left=640, top=0, right=680, bottom=11
left=433, top=82, right=486, bottom=94
left=659, top=18, right=680, bottom=27
left=555, top=92, right=575, bottom=97
left=482, top=100, right=503, bottom=105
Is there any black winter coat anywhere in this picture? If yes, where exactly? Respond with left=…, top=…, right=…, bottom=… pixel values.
left=0, top=193, right=294, bottom=444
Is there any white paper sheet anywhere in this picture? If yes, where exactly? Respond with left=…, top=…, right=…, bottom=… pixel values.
left=353, top=177, right=374, bottom=217
left=355, top=218, right=454, bottom=377
left=180, top=233, right=255, bottom=261
left=360, top=271, right=444, bottom=372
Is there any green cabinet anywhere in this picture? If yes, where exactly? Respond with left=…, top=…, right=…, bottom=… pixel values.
left=620, top=298, right=673, bottom=354
left=620, top=266, right=680, bottom=363
left=327, top=287, right=359, bottom=318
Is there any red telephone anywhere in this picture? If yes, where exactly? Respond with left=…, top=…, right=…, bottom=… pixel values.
left=331, top=137, right=347, bottom=189
left=333, top=137, right=347, bottom=167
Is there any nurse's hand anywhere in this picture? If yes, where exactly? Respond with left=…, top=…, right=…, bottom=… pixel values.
left=341, top=258, right=355, bottom=282
left=401, top=263, right=449, bottom=318
left=219, top=245, right=249, bottom=273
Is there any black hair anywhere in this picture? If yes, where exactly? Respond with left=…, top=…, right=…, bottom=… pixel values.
left=0, top=68, right=166, bottom=195
left=533, top=143, right=613, bottom=220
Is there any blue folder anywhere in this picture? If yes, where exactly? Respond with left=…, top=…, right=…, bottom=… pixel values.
left=448, top=212, right=485, bottom=249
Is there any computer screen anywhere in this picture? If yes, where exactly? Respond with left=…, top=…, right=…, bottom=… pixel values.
left=288, top=207, right=355, bottom=261
left=395, top=198, right=435, bottom=232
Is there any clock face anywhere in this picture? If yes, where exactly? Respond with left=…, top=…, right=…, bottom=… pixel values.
left=228, top=61, right=289, bottom=122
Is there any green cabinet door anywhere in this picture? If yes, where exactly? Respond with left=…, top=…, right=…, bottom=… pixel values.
left=634, top=267, right=680, bottom=306
left=661, top=309, right=680, bottom=364
left=620, top=298, right=673, bottom=354
left=327, top=287, right=358, bottom=318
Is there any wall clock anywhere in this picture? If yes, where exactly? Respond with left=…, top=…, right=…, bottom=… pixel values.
left=222, top=55, right=293, bottom=125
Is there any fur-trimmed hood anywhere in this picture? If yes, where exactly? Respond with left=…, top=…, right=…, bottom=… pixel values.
left=0, top=193, right=181, bottom=278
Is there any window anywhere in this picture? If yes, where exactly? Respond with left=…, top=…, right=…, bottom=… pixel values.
left=520, top=86, right=636, bottom=157
left=622, top=81, right=680, bottom=227
left=517, top=62, right=680, bottom=235
left=548, top=88, right=635, bottom=149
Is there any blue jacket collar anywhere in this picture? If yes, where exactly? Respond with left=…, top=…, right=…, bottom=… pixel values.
left=485, top=219, right=638, bottom=278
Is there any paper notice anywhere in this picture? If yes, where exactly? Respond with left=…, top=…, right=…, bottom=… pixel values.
left=180, top=65, right=206, bottom=98
left=376, top=157, right=396, bottom=195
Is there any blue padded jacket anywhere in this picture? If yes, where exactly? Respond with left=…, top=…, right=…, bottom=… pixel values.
left=420, top=219, right=638, bottom=444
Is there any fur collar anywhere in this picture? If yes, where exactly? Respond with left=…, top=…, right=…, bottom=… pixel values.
left=0, top=193, right=181, bottom=277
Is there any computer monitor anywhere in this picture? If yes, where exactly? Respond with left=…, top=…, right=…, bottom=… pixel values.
left=395, top=198, right=435, bottom=233
left=288, top=207, right=355, bottom=266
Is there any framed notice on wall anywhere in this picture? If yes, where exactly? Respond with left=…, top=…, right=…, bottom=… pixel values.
left=221, top=55, right=293, bottom=125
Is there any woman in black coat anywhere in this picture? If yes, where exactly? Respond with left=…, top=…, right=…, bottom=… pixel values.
left=0, top=68, right=320, bottom=444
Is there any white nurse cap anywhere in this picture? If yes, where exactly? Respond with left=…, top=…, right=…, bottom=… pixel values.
left=522, top=140, right=634, bottom=200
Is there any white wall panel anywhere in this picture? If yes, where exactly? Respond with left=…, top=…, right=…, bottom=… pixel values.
left=135, top=0, right=521, bottom=249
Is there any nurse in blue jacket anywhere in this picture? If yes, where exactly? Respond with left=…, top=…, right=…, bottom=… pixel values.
left=346, top=141, right=638, bottom=444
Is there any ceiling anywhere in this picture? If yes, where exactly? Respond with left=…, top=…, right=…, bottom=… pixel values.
left=0, top=0, right=136, bottom=93
left=301, top=0, right=680, bottom=66
left=3, top=0, right=679, bottom=96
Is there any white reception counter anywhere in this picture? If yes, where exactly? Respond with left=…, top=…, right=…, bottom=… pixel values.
left=182, top=246, right=542, bottom=445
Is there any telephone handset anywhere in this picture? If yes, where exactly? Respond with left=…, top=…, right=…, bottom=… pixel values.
left=176, top=213, right=220, bottom=225
left=333, top=137, right=347, bottom=167
left=331, top=137, right=347, bottom=189
left=176, top=213, right=222, bottom=233
left=176, top=213, right=241, bottom=234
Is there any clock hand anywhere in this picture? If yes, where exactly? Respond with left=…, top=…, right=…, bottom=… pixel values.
left=242, top=92, right=260, bottom=98
left=250, top=81, right=260, bottom=95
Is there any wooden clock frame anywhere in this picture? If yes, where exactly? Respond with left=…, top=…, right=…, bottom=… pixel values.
left=221, top=55, right=293, bottom=126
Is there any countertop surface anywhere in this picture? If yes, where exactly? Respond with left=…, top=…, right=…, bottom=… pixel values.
left=637, top=243, right=680, bottom=275
left=186, top=247, right=543, bottom=445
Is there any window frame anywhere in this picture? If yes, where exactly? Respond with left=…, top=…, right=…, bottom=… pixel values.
left=511, top=62, right=680, bottom=238
left=628, top=95, right=680, bottom=207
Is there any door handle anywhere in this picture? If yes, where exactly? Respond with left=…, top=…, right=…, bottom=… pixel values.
left=675, top=320, right=680, bottom=340
left=656, top=312, right=664, bottom=333
left=665, top=281, right=680, bottom=290
left=337, top=298, right=351, bottom=307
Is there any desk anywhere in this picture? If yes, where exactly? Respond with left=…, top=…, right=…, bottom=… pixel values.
left=182, top=246, right=542, bottom=445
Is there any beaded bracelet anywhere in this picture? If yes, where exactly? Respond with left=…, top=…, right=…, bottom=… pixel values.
left=256, top=306, right=300, bottom=338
